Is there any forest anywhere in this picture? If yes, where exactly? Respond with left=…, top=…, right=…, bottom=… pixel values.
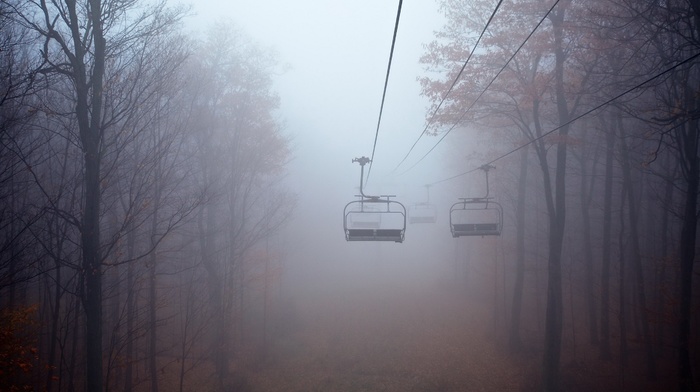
left=409, top=0, right=699, bottom=390
left=1, top=0, right=292, bottom=391
left=1, top=0, right=699, bottom=391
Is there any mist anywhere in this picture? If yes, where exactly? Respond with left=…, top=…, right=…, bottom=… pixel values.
left=2, top=0, right=700, bottom=391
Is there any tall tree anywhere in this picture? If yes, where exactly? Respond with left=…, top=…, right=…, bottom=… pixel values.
left=616, top=1, right=700, bottom=389
left=509, top=143, right=529, bottom=351
left=185, top=22, right=292, bottom=386
left=4, top=1, right=187, bottom=389
left=419, top=1, right=598, bottom=389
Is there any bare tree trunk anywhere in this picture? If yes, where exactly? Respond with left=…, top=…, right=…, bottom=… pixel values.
left=578, top=131, right=599, bottom=346
left=677, top=117, right=698, bottom=392
left=80, top=2, right=107, bottom=389
left=618, top=184, right=628, bottom=389
left=46, top=266, right=61, bottom=392
left=599, top=110, right=616, bottom=360
left=542, top=194, right=565, bottom=392
left=46, top=147, right=72, bottom=391
left=655, top=159, right=675, bottom=359
left=148, top=164, right=162, bottom=392
left=541, top=5, right=570, bottom=390
left=82, top=145, right=103, bottom=392
left=619, top=126, right=656, bottom=380
left=148, top=235, right=159, bottom=392
left=655, top=155, right=678, bottom=358
left=509, top=144, right=528, bottom=351
left=68, top=294, right=80, bottom=392
left=262, top=237, right=270, bottom=361
left=124, top=224, right=136, bottom=392
left=7, top=174, right=18, bottom=309
left=198, top=205, right=227, bottom=385
left=177, top=273, right=201, bottom=392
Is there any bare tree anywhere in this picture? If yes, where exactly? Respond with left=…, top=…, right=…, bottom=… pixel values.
left=3, top=1, right=188, bottom=389
left=184, top=23, right=292, bottom=386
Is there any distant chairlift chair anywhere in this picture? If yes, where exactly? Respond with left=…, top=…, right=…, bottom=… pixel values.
left=409, top=202, right=437, bottom=224
left=409, top=185, right=437, bottom=224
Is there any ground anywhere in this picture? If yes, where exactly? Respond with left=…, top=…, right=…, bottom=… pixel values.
left=182, top=266, right=678, bottom=392
left=231, top=278, right=532, bottom=392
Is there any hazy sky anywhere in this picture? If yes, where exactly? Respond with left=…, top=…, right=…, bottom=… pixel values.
left=186, top=0, right=447, bottom=185
left=184, top=1, right=467, bottom=283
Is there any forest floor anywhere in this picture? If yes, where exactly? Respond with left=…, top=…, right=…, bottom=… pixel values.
left=240, top=282, right=528, bottom=392
left=238, top=280, right=524, bottom=392
left=217, top=274, right=676, bottom=392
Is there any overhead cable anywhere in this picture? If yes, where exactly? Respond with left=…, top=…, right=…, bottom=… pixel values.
left=398, top=0, right=561, bottom=175
left=392, top=0, right=505, bottom=173
left=426, top=51, right=700, bottom=187
left=365, top=0, right=403, bottom=186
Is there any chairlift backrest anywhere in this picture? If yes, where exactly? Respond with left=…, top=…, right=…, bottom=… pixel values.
left=449, top=198, right=503, bottom=237
left=349, top=201, right=382, bottom=228
left=409, top=202, right=437, bottom=224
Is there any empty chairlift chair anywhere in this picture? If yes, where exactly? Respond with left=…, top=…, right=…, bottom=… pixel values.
left=343, top=156, right=407, bottom=243
left=409, top=185, right=437, bottom=224
left=449, top=198, right=503, bottom=237
left=344, top=197, right=406, bottom=243
left=409, top=202, right=437, bottom=224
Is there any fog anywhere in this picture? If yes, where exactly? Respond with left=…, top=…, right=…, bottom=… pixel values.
left=187, top=2, right=465, bottom=290
left=185, top=1, right=503, bottom=387
left=4, top=0, right=699, bottom=390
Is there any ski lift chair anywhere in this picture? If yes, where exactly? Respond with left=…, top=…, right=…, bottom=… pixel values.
left=409, top=202, right=437, bottom=224
left=449, top=198, right=503, bottom=238
left=344, top=197, right=406, bottom=243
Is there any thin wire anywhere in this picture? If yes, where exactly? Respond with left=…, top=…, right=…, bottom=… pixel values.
left=399, top=0, right=560, bottom=175
left=425, top=51, right=700, bottom=187
left=365, top=0, right=403, bottom=186
left=393, top=0, right=505, bottom=173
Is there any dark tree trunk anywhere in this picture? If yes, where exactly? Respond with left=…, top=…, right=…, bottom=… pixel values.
left=46, top=257, right=61, bottom=392
left=578, top=133, right=599, bottom=346
left=148, top=163, right=162, bottom=392
left=148, top=242, right=159, bottom=392
left=198, top=205, right=228, bottom=385
left=655, top=159, right=675, bottom=359
left=78, top=1, right=107, bottom=390
left=541, top=6, right=570, bottom=391
left=677, top=117, right=698, bottom=392
left=599, top=110, right=616, bottom=360
left=619, top=126, right=656, bottom=380
left=83, top=139, right=103, bottom=392
left=618, top=184, right=628, bottom=388
left=124, top=224, right=136, bottom=392
left=509, top=144, right=529, bottom=351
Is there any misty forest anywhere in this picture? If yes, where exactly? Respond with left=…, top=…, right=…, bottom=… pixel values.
left=1, top=0, right=699, bottom=391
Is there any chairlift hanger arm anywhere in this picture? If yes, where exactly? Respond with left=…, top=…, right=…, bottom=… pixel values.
left=479, top=164, right=495, bottom=199
left=352, top=156, right=379, bottom=199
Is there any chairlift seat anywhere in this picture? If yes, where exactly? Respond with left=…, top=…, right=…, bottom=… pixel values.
left=451, top=223, right=500, bottom=237
left=346, top=228, right=404, bottom=243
